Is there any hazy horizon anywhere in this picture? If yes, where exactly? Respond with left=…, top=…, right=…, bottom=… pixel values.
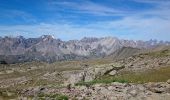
left=0, top=34, right=170, bottom=42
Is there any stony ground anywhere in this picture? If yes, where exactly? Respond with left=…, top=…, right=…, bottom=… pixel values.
left=0, top=49, right=170, bottom=100
left=8, top=80, right=170, bottom=100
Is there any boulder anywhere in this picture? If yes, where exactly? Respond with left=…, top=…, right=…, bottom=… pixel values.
left=167, top=79, right=170, bottom=84
left=109, top=70, right=117, bottom=76
left=64, top=63, right=124, bottom=85
left=129, top=89, right=138, bottom=97
left=64, top=71, right=85, bottom=85
left=84, top=63, right=124, bottom=82
left=84, top=68, right=95, bottom=82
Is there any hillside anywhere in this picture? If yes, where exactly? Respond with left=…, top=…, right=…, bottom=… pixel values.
left=0, top=46, right=170, bottom=99
left=108, top=47, right=141, bottom=60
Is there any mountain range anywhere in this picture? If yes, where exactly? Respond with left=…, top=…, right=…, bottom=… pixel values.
left=0, top=35, right=169, bottom=64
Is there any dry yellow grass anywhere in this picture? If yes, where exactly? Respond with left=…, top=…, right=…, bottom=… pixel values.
left=100, top=66, right=170, bottom=83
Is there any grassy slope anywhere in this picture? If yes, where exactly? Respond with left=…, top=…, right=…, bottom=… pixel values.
left=77, top=49, right=170, bottom=85
left=76, top=66, right=170, bottom=86
left=106, top=66, right=170, bottom=83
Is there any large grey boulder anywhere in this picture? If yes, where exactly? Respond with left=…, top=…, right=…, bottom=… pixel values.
left=84, top=63, right=124, bottom=82
left=84, top=67, right=95, bottom=82
left=68, top=72, right=85, bottom=85
left=64, top=63, right=124, bottom=85
left=63, top=71, right=85, bottom=86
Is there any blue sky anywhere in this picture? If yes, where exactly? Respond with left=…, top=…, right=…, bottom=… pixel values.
left=0, top=0, right=170, bottom=41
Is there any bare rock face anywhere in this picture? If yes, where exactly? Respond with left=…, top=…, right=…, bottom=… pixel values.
left=64, top=63, right=124, bottom=85
left=84, top=63, right=124, bottom=82
left=63, top=70, right=85, bottom=86
left=1, top=35, right=168, bottom=63
left=67, top=72, right=85, bottom=85
left=84, top=67, right=95, bottom=82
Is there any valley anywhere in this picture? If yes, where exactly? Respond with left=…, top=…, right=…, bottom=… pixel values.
left=0, top=45, right=170, bottom=100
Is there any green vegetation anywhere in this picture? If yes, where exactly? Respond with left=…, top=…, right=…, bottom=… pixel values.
left=100, top=66, right=170, bottom=84
left=37, top=93, right=68, bottom=100
left=0, top=48, right=169, bottom=99
left=76, top=66, right=170, bottom=85
left=76, top=78, right=128, bottom=86
left=143, top=49, right=170, bottom=57
left=0, top=93, right=69, bottom=100
left=0, top=90, right=19, bottom=100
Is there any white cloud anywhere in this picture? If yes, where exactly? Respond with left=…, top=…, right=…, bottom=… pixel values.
left=0, top=23, right=113, bottom=40
left=0, top=9, right=36, bottom=23
left=0, top=0, right=170, bottom=41
left=48, top=0, right=129, bottom=16
left=0, top=14, right=170, bottom=41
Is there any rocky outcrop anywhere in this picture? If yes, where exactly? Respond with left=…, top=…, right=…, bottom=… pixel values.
left=63, top=71, right=85, bottom=86
left=84, top=63, right=124, bottom=82
left=64, top=63, right=124, bottom=85
left=118, top=49, right=170, bottom=71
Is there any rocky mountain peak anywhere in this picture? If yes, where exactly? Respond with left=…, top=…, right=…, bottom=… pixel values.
left=81, top=37, right=99, bottom=43
left=16, top=35, right=24, bottom=39
left=40, top=35, right=55, bottom=41
left=0, top=35, right=169, bottom=63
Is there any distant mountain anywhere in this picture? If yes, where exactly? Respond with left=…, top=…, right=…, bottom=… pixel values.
left=0, top=35, right=169, bottom=63
left=108, top=47, right=141, bottom=60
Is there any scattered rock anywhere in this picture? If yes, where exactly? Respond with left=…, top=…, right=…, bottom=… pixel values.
left=22, top=82, right=169, bottom=100
left=145, top=82, right=170, bottom=94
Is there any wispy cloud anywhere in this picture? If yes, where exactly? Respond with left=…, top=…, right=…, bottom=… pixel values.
left=0, top=9, right=36, bottom=23
left=0, top=14, right=170, bottom=41
left=133, top=0, right=170, bottom=15
left=133, top=0, right=170, bottom=4
left=47, top=0, right=170, bottom=21
left=48, top=0, right=130, bottom=16
left=0, top=0, right=170, bottom=41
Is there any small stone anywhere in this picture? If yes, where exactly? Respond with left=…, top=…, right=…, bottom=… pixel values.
left=6, top=92, right=15, bottom=96
left=107, top=86, right=114, bottom=90
left=167, top=79, right=170, bottom=84
left=109, top=70, right=117, bottom=76
left=129, top=89, right=137, bottom=97
left=77, top=86, right=87, bottom=90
